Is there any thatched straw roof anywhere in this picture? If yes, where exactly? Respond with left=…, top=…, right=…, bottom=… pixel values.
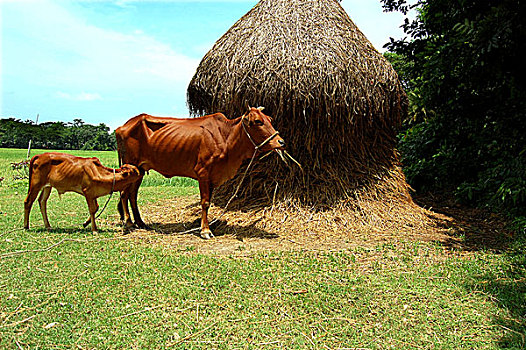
left=187, top=0, right=410, bottom=206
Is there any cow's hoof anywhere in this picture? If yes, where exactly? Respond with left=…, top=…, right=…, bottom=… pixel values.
left=136, top=221, right=150, bottom=230
left=200, top=229, right=214, bottom=240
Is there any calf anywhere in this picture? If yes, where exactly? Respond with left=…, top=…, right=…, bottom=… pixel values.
left=23, top=152, right=142, bottom=233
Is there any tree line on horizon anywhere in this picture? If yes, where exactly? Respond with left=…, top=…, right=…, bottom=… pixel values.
left=0, top=118, right=116, bottom=151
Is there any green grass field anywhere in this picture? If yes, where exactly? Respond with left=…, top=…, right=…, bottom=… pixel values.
left=1, top=148, right=525, bottom=349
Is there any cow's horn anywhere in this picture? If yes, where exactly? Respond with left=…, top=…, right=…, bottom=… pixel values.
left=257, top=106, right=265, bottom=111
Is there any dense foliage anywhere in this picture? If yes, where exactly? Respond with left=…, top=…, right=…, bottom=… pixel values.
left=0, top=118, right=116, bottom=151
left=383, top=0, right=526, bottom=214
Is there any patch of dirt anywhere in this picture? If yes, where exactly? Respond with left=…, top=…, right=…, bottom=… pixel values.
left=121, top=193, right=514, bottom=256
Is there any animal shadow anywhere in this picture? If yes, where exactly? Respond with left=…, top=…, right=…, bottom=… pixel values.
left=148, top=217, right=278, bottom=240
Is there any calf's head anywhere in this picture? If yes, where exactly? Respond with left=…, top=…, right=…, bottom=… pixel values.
left=242, top=106, right=285, bottom=152
left=114, top=164, right=143, bottom=190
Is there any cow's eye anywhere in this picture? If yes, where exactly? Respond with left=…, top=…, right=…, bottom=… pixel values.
left=254, top=120, right=264, bottom=126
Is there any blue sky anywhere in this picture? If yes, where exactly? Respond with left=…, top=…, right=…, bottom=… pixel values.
left=1, top=0, right=407, bottom=130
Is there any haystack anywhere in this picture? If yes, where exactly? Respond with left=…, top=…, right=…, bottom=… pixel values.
left=187, top=0, right=430, bottom=234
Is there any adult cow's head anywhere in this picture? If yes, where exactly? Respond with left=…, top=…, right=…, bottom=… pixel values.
left=241, top=106, right=285, bottom=152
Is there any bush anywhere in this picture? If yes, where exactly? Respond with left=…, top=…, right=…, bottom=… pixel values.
left=384, top=0, right=526, bottom=215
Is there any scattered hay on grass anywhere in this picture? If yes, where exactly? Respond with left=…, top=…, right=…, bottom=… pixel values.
left=122, top=190, right=512, bottom=256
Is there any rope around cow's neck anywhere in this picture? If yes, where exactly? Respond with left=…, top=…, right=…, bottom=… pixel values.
left=95, top=168, right=116, bottom=220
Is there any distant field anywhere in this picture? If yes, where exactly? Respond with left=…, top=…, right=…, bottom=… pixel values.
left=0, top=148, right=524, bottom=349
left=0, top=148, right=199, bottom=188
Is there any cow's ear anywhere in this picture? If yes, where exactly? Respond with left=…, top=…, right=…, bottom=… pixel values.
left=247, top=111, right=257, bottom=126
left=242, top=108, right=253, bottom=125
left=241, top=106, right=250, bottom=121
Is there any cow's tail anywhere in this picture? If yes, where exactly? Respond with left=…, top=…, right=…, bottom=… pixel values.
left=114, top=130, right=126, bottom=220
left=115, top=130, right=123, bottom=168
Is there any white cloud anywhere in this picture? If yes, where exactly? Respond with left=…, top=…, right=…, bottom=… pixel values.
left=2, top=0, right=199, bottom=93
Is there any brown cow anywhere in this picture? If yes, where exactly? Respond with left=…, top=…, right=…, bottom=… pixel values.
left=116, top=107, right=285, bottom=239
left=23, top=152, right=142, bottom=233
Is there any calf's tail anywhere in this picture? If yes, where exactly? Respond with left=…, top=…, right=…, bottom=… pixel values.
left=26, top=155, right=37, bottom=194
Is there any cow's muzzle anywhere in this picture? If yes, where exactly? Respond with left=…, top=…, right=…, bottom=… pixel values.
left=254, top=131, right=281, bottom=151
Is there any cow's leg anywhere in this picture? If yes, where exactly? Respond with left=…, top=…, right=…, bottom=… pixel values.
left=85, top=196, right=99, bottom=233
left=38, top=187, right=52, bottom=230
left=129, top=177, right=148, bottom=229
left=198, top=180, right=214, bottom=239
left=117, top=192, right=126, bottom=222
left=24, top=185, right=42, bottom=229
left=118, top=188, right=134, bottom=229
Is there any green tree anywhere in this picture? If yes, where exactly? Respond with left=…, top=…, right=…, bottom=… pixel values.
left=0, top=118, right=35, bottom=148
left=0, top=118, right=116, bottom=152
left=82, top=123, right=116, bottom=151
left=383, top=0, right=526, bottom=213
left=39, top=122, right=68, bottom=149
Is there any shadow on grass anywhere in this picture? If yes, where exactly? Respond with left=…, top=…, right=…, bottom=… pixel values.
left=146, top=217, right=278, bottom=240
left=416, top=193, right=526, bottom=346
left=468, top=235, right=526, bottom=348
left=415, top=193, right=514, bottom=252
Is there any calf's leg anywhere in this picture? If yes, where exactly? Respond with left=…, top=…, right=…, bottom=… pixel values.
left=38, top=187, right=52, bottom=229
left=24, top=184, right=43, bottom=229
left=83, top=217, right=91, bottom=228
left=85, top=196, right=100, bottom=233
